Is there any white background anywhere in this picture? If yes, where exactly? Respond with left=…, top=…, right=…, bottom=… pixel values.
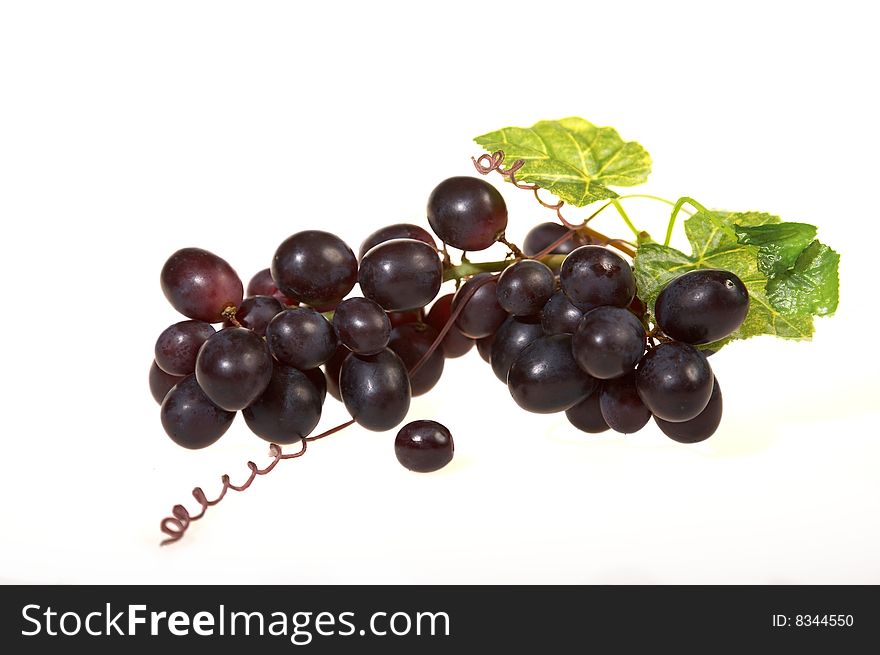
left=1, top=0, right=878, bottom=584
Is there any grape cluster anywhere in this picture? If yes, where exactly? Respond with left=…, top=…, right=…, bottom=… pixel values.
left=150, top=176, right=750, bottom=476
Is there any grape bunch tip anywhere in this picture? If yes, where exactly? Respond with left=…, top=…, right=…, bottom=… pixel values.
left=152, top=116, right=839, bottom=545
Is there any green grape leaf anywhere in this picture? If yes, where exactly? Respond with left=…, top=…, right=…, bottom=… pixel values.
left=473, top=117, right=651, bottom=207
left=633, top=205, right=835, bottom=350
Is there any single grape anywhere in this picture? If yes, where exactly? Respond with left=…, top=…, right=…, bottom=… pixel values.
left=565, top=391, right=610, bottom=434
left=160, top=247, right=244, bottom=322
left=655, top=378, right=723, bottom=443
left=246, top=268, right=296, bottom=305
left=395, top=420, right=454, bottom=473
left=387, top=308, right=425, bottom=327
left=560, top=245, right=636, bottom=311
left=425, top=293, right=474, bottom=358
left=600, top=372, right=651, bottom=434
left=388, top=322, right=445, bottom=396
left=496, top=259, right=556, bottom=316
left=476, top=333, right=495, bottom=363
left=507, top=334, right=597, bottom=414
left=160, top=375, right=235, bottom=449
left=340, top=349, right=412, bottom=431
left=154, top=320, right=216, bottom=376
left=358, top=223, right=437, bottom=260
left=490, top=315, right=545, bottom=383
left=426, top=176, right=508, bottom=251
left=149, top=360, right=185, bottom=405
left=242, top=365, right=322, bottom=444
left=323, top=346, right=350, bottom=402
left=572, top=306, right=646, bottom=379
left=540, top=291, right=583, bottom=335
left=636, top=342, right=713, bottom=422
left=195, top=327, right=273, bottom=411
left=266, top=307, right=338, bottom=370
left=302, top=367, right=327, bottom=404
left=332, top=297, right=392, bottom=355
left=523, top=222, right=590, bottom=258
left=271, top=230, right=358, bottom=307
left=358, top=238, right=443, bottom=311
left=655, top=269, right=749, bottom=344
left=452, top=273, right=507, bottom=339
left=224, top=295, right=284, bottom=337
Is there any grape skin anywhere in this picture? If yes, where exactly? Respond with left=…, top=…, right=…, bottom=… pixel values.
left=149, top=361, right=185, bottom=405
left=565, top=391, right=610, bottom=434
left=242, top=365, right=322, bottom=444
left=540, top=291, right=583, bottom=335
left=425, top=293, right=474, bottom=358
left=490, top=315, right=544, bottom=383
left=358, top=223, right=436, bottom=260
left=271, top=230, right=358, bottom=307
left=572, top=306, right=646, bottom=380
left=523, top=222, right=591, bottom=257
left=154, top=320, right=216, bottom=376
left=246, top=268, right=296, bottom=305
left=507, top=334, right=597, bottom=414
left=195, top=327, right=273, bottom=412
left=388, top=322, right=445, bottom=396
left=266, top=308, right=338, bottom=370
left=655, top=269, right=749, bottom=344
left=224, top=295, right=284, bottom=337
left=340, top=348, right=412, bottom=431
left=427, top=176, right=508, bottom=251
left=358, top=238, right=443, bottom=311
left=496, top=260, right=556, bottom=316
left=560, top=245, right=636, bottom=311
left=636, top=342, right=713, bottom=422
left=160, top=375, right=236, bottom=449
left=600, top=372, right=651, bottom=434
left=655, top=378, right=723, bottom=443
left=161, top=247, right=244, bottom=323
left=332, top=297, right=392, bottom=356
left=452, top=273, right=507, bottom=339
left=476, top=333, right=495, bottom=363
left=323, top=345, right=350, bottom=402
left=395, top=420, right=454, bottom=473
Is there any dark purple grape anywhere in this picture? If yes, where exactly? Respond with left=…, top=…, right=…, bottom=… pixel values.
left=387, top=308, right=425, bottom=327
left=160, top=375, right=235, bottom=449
left=323, top=346, right=350, bottom=402
left=540, top=291, right=583, bottom=335
left=427, top=176, right=508, bottom=251
left=149, top=360, right=185, bottom=405
left=340, top=349, right=411, bottom=431
left=496, top=260, right=556, bottom=316
left=271, top=230, right=358, bottom=307
left=452, top=273, right=507, bottom=339
left=266, top=308, right=338, bottom=370
left=565, top=392, right=610, bottom=434
left=332, top=297, right=391, bottom=356
left=359, top=238, right=443, bottom=311
left=655, top=378, right=723, bottom=443
left=246, top=268, right=296, bottom=305
left=507, top=334, right=597, bottom=413
left=388, top=322, right=445, bottom=396
left=358, top=223, right=437, bottom=260
left=242, top=365, right=322, bottom=444
left=224, top=295, right=284, bottom=337
left=572, top=306, right=646, bottom=380
left=302, top=367, right=327, bottom=404
left=195, top=327, right=273, bottom=411
left=600, top=373, right=651, bottom=434
left=476, top=334, right=495, bottom=363
left=395, top=420, right=454, bottom=473
left=636, top=342, right=713, bottom=422
left=425, top=293, right=474, bottom=358
left=490, top=315, right=545, bottom=383
left=160, top=247, right=244, bottom=322
left=154, top=320, right=216, bottom=376
left=560, top=245, right=636, bottom=311
left=655, top=269, right=749, bottom=344
left=523, top=222, right=590, bottom=257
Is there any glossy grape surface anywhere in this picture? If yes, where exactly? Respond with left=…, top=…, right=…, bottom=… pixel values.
left=560, top=245, right=636, bottom=311
left=266, top=308, right=338, bottom=370
left=452, top=273, right=507, bottom=339
left=358, top=223, right=436, bottom=260
left=323, top=346, right=350, bottom=402
left=149, top=361, right=185, bottom=405
left=358, top=238, right=443, bottom=311
left=340, top=348, right=411, bottom=431
left=655, top=378, right=723, bottom=443
left=636, top=342, right=713, bottom=422
left=599, top=372, right=651, bottom=434
left=154, top=320, right=216, bottom=376
left=195, top=327, right=273, bottom=411
left=225, top=295, right=284, bottom=337
left=572, top=306, right=646, bottom=379
left=565, top=391, right=610, bottom=434
left=523, top=222, right=590, bottom=257
left=332, top=297, right=391, bottom=356
left=490, top=316, right=544, bottom=383
left=540, top=291, right=584, bottom=335
left=394, top=420, right=454, bottom=473
left=655, top=269, right=749, bottom=344
left=496, top=259, right=556, bottom=316
left=242, top=365, right=322, bottom=444
left=161, top=247, right=244, bottom=322
left=246, top=268, right=296, bottom=305
left=388, top=322, right=445, bottom=396
left=271, top=230, right=358, bottom=307
left=508, top=334, right=597, bottom=413
left=427, top=176, right=508, bottom=251
left=476, top=334, right=495, bottom=363
left=425, top=293, right=474, bottom=358
left=160, top=375, right=235, bottom=449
